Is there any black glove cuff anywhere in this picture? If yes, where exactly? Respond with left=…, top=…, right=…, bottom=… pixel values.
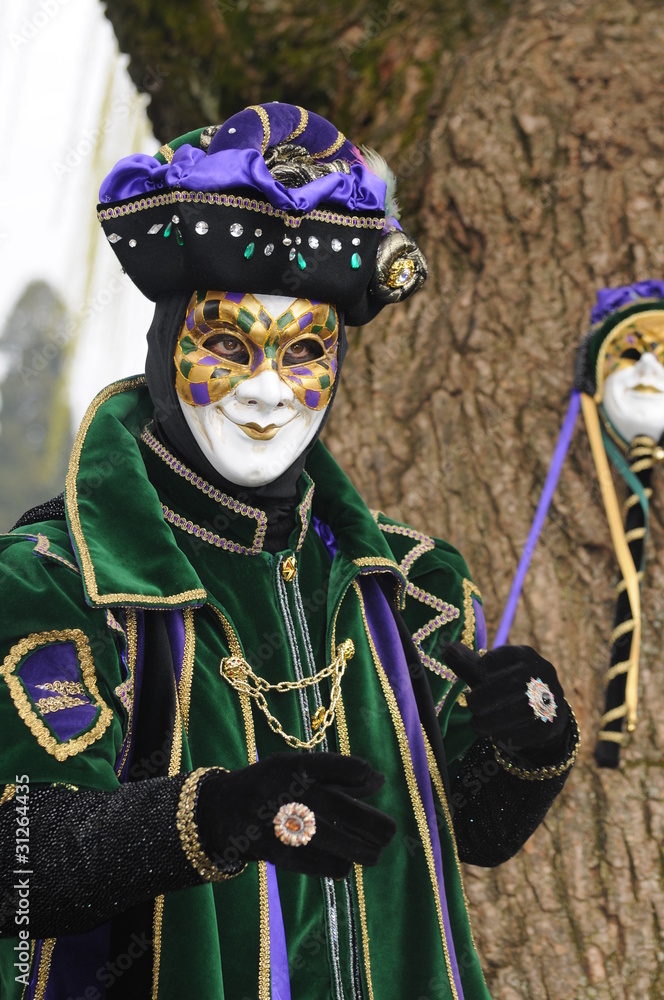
left=179, top=768, right=247, bottom=881
left=491, top=704, right=580, bottom=780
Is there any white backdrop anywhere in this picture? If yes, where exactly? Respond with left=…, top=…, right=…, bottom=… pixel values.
left=0, top=0, right=157, bottom=429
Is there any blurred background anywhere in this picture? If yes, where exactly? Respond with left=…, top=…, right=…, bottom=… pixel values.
left=0, top=0, right=154, bottom=529
left=2, top=1, right=664, bottom=996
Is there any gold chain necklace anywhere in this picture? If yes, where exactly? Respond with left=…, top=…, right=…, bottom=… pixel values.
left=220, top=639, right=355, bottom=751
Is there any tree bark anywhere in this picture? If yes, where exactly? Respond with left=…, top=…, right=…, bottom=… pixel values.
left=102, top=2, right=664, bottom=996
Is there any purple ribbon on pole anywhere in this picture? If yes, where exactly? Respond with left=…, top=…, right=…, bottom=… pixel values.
left=493, top=390, right=581, bottom=648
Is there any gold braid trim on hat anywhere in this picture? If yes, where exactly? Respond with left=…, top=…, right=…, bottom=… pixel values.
left=312, top=131, right=346, bottom=160
left=246, top=105, right=271, bottom=154
left=158, top=144, right=175, bottom=163
left=285, top=107, right=309, bottom=142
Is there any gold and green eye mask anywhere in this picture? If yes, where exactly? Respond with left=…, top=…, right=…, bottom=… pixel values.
left=174, top=291, right=339, bottom=410
left=599, top=310, right=664, bottom=397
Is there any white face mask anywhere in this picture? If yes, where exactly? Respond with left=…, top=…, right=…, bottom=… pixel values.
left=176, top=292, right=338, bottom=487
left=602, top=351, right=664, bottom=444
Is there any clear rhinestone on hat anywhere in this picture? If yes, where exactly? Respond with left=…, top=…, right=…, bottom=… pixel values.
left=308, top=236, right=319, bottom=248
left=295, top=237, right=301, bottom=245
left=195, top=221, right=209, bottom=235
left=230, top=223, right=243, bottom=237
left=107, top=233, right=122, bottom=244
left=283, top=236, right=292, bottom=246
left=289, top=247, right=296, bottom=261
left=148, top=224, right=163, bottom=235
left=228, top=127, right=237, bottom=133
left=264, top=243, right=274, bottom=255
left=254, top=228, right=262, bottom=237
left=172, top=215, right=180, bottom=224
left=129, top=239, right=137, bottom=247
left=352, top=237, right=360, bottom=245
left=331, top=239, right=342, bottom=252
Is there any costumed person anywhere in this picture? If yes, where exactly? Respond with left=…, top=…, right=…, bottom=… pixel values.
left=0, top=103, right=579, bottom=1000
left=574, top=281, right=664, bottom=767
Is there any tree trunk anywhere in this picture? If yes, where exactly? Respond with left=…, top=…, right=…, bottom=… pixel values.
left=102, top=2, right=664, bottom=995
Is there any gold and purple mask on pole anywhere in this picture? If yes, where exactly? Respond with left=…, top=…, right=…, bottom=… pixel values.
left=599, top=311, right=664, bottom=394
left=175, top=291, right=338, bottom=409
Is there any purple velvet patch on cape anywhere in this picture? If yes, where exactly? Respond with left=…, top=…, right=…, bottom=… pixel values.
left=18, top=642, right=97, bottom=742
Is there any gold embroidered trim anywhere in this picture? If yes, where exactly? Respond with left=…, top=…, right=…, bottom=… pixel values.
left=334, top=689, right=375, bottom=1000
left=35, top=680, right=85, bottom=695
left=33, top=534, right=80, bottom=574
left=246, top=104, right=271, bottom=154
left=175, top=767, right=244, bottom=881
left=295, top=480, right=315, bottom=553
left=1, top=630, right=113, bottom=761
left=114, top=610, right=137, bottom=778
left=285, top=106, right=309, bottom=142
left=142, top=423, right=268, bottom=553
left=312, top=131, right=346, bottom=160
left=406, top=581, right=460, bottom=617
left=34, top=938, right=56, bottom=1000
left=97, top=192, right=385, bottom=230
left=153, top=617, right=193, bottom=999
left=352, top=581, right=460, bottom=1000
left=353, top=557, right=406, bottom=607
left=36, top=693, right=88, bottom=715
left=105, top=609, right=125, bottom=634
left=151, top=895, right=164, bottom=1000
left=0, top=784, right=16, bottom=807
left=180, top=608, right=196, bottom=735
left=214, top=607, right=271, bottom=1000
left=422, top=728, right=480, bottom=958
left=492, top=706, right=580, bottom=780
left=65, top=376, right=207, bottom=607
left=158, top=143, right=174, bottom=163
left=376, top=522, right=436, bottom=577
left=461, top=579, right=482, bottom=649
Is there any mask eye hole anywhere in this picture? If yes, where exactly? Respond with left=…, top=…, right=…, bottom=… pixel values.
left=204, top=331, right=250, bottom=364
left=283, top=338, right=324, bottom=367
left=620, top=347, right=642, bottom=362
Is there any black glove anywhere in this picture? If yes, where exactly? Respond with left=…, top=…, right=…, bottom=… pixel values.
left=196, top=752, right=397, bottom=879
left=441, top=643, right=570, bottom=752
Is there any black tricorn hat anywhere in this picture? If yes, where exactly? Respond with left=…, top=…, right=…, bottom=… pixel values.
left=97, top=103, right=427, bottom=327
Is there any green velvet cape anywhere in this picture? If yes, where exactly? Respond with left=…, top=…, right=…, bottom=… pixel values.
left=0, top=378, right=490, bottom=1000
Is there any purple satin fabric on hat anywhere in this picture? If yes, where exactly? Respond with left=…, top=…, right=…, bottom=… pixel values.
left=99, top=145, right=387, bottom=214
left=591, top=280, right=664, bottom=324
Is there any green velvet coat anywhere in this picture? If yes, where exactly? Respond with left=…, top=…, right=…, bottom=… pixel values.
left=0, top=378, right=491, bottom=1000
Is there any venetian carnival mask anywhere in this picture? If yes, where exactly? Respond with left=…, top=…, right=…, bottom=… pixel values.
left=175, top=290, right=338, bottom=486
left=599, top=310, right=664, bottom=444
